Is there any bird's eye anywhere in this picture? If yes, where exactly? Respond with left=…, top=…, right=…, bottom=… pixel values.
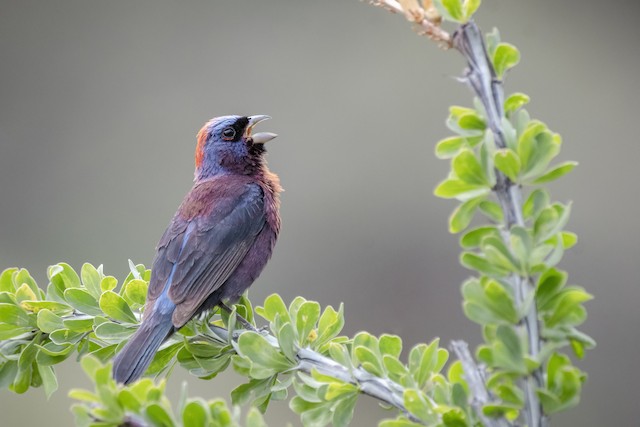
left=222, top=127, right=236, bottom=141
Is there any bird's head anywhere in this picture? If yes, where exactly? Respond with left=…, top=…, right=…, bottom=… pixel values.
left=194, top=115, right=277, bottom=180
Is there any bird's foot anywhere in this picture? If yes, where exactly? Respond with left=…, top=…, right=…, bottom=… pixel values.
left=218, top=302, right=259, bottom=333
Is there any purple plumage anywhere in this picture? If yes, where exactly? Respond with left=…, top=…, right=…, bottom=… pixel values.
left=113, top=115, right=281, bottom=384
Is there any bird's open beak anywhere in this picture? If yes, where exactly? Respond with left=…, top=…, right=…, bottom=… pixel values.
left=246, top=115, right=278, bottom=144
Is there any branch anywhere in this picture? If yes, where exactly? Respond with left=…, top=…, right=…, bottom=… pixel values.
left=453, top=22, right=546, bottom=427
left=451, top=341, right=510, bottom=427
left=368, top=0, right=453, bottom=47
left=211, top=325, right=419, bottom=423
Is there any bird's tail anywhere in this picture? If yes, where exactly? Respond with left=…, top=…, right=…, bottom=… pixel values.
left=112, top=309, right=174, bottom=385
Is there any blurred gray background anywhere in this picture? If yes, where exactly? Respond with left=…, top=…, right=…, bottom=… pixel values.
left=1, top=0, right=638, bottom=425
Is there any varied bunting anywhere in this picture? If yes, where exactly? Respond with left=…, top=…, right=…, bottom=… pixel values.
left=113, top=115, right=281, bottom=384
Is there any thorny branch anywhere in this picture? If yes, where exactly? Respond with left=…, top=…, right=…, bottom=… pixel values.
left=453, top=22, right=546, bottom=427
left=367, top=1, right=548, bottom=424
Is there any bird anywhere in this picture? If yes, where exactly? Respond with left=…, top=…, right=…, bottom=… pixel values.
left=112, top=115, right=281, bottom=384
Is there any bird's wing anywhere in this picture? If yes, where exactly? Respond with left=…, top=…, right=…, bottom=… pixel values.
left=147, top=183, right=266, bottom=327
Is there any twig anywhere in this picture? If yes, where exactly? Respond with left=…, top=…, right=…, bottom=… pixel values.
left=450, top=341, right=510, bottom=427
left=368, top=0, right=453, bottom=47
left=452, top=22, right=546, bottom=427
left=119, top=414, right=148, bottom=427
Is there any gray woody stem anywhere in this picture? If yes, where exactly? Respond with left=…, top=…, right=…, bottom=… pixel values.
left=115, top=324, right=423, bottom=427
left=450, top=341, right=510, bottom=427
left=452, top=22, right=546, bottom=427
left=210, top=326, right=424, bottom=425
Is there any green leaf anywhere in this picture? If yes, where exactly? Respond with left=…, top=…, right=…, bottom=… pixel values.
left=0, top=303, right=33, bottom=327
left=434, top=179, right=490, bottom=201
left=277, top=322, right=298, bottom=362
left=510, top=226, right=532, bottom=273
left=442, top=409, right=467, bottom=427
left=494, top=149, right=521, bottom=182
left=518, top=127, right=561, bottom=181
left=478, top=141, right=496, bottom=187
left=63, top=316, right=94, bottom=332
left=332, top=393, right=358, bottom=427
left=81, top=263, right=103, bottom=299
left=296, top=301, right=320, bottom=347
left=64, top=288, right=102, bottom=316
left=492, top=325, right=526, bottom=373
left=478, top=201, right=503, bottom=223
left=328, top=343, right=352, bottom=369
left=379, top=334, right=402, bottom=358
left=403, top=389, right=433, bottom=422
left=435, top=136, right=468, bottom=159
left=40, top=341, right=76, bottom=358
left=561, top=232, right=578, bottom=249
left=147, top=342, right=183, bottom=375
left=482, top=403, right=520, bottom=418
left=80, top=355, right=102, bottom=378
left=534, top=203, right=571, bottom=243
left=288, top=296, right=307, bottom=322
left=355, top=346, right=383, bottom=376
left=458, top=114, right=486, bottom=131
left=15, top=283, right=38, bottom=304
left=538, top=353, right=585, bottom=414
left=504, top=92, right=530, bottom=114
left=231, top=377, right=275, bottom=407
left=18, top=337, right=39, bottom=377
left=483, top=235, right=519, bottom=271
left=100, top=276, right=118, bottom=293
left=124, top=279, right=148, bottom=306
left=383, top=355, right=409, bottom=380
left=495, top=382, right=524, bottom=406
left=236, top=294, right=255, bottom=326
left=0, top=324, right=32, bottom=340
left=49, top=329, right=84, bottom=345
left=532, top=161, right=578, bottom=184
left=453, top=149, right=490, bottom=186
left=0, top=268, right=18, bottom=293
left=463, top=278, right=519, bottom=325
left=68, top=388, right=99, bottom=403
left=493, top=43, right=520, bottom=78
left=38, top=364, right=58, bottom=399
left=36, top=309, right=64, bottom=333
left=439, top=0, right=464, bottom=22
left=237, top=332, right=293, bottom=375
left=449, top=197, right=483, bottom=234
left=146, top=403, right=175, bottom=427
left=523, top=189, right=550, bottom=220
left=536, top=268, right=568, bottom=310
left=182, top=400, right=210, bottom=426
left=99, top=291, right=137, bottom=323
left=49, top=263, right=81, bottom=290
left=460, top=226, right=499, bottom=249
left=545, top=288, right=593, bottom=327
left=316, top=304, right=344, bottom=347
left=208, top=399, right=235, bottom=425
left=94, top=321, right=136, bottom=341
left=21, top=300, right=72, bottom=315
left=246, top=407, right=269, bottom=427
left=255, top=294, right=289, bottom=324
left=463, top=0, right=481, bottom=19
left=461, top=253, right=510, bottom=277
